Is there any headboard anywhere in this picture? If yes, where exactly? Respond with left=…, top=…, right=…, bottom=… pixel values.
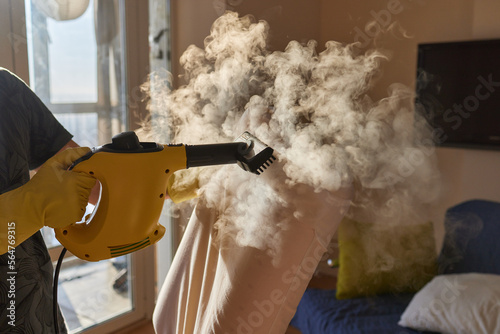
left=438, top=199, right=500, bottom=275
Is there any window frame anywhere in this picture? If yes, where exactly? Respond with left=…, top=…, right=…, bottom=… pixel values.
left=1, top=1, right=155, bottom=333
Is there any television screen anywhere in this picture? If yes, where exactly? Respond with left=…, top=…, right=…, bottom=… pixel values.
left=416, top=39, right=500, bottom=150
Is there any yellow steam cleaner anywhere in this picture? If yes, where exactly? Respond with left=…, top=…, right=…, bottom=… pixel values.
left=54, top=131, right=275, bottom=262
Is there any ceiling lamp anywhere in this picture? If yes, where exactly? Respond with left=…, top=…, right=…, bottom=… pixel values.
left=32, top=0, right=90, bottom=21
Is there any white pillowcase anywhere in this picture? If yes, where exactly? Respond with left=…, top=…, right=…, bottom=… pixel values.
left=399, top=273, right=500, bottom=334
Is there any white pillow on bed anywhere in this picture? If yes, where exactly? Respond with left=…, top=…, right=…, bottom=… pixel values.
left=399, top=273, right=500, bottom=334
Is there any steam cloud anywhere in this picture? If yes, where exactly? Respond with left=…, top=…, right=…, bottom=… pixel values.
left=141, top=12, right=441, bottom=260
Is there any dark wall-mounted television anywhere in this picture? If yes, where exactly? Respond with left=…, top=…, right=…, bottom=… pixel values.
left=416, top=39, right=500, bottom=151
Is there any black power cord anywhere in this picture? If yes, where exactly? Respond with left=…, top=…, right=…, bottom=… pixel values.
left=53, top=247, right=67, bottom=334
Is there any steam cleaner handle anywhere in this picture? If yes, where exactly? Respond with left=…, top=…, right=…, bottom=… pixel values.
left=185, top=142, right=251, bottom=168
left=54, top=144, right=187, bottom=261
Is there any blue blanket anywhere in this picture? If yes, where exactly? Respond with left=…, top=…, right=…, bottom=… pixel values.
left=291, top=289, right=436, bottom=334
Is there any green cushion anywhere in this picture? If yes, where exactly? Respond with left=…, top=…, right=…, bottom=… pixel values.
left=336, top=218, right=437, bottom=300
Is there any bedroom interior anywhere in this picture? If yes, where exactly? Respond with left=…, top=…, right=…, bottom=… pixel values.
left=167, top=0, right=500, bottom=249
left=1, top=0, right=499, bottom=333
left=159, top=0, right=500, bottom=333
left=164, top=1, right=500, bottom=332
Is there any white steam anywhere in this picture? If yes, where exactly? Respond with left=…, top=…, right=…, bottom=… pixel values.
left=142, top=12, right=441, bottom=258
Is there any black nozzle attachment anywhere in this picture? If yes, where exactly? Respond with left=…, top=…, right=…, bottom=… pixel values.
left=185, top=132, right=276, bottom=175
left=185, top=142, right=253, bottom=168
left=236, top=146, right=276, bottom=175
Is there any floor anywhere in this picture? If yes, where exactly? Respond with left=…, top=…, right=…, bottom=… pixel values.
left=114, top=321, right=154, bottom=334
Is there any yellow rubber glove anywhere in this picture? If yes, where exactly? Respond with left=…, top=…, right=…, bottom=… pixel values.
left=167, top=169, right=200, bottom=203
left=1, top=147, right=96, bottom=254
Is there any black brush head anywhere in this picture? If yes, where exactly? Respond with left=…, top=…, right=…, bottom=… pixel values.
left=235, top=132, right=276, bottom=175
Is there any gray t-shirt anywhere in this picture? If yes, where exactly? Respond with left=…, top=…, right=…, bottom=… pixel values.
left=0, top=68, right=72, bottom=333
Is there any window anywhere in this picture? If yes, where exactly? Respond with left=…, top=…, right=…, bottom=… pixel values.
left=0, top=0, right=155, bottom=332
left=25, top=0, right=127, bottom=146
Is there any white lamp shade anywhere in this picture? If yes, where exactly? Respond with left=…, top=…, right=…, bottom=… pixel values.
left=33, top=0, right=90, bottom=21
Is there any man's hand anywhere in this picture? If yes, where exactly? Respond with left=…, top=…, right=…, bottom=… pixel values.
left=30, top=147, right=96, bottom=228
left=1, top=147, right=96, bottom=253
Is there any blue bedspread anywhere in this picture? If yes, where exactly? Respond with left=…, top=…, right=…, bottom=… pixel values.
left=291, top=200, right=500, bottom=334
left=290, top=288, right=437, bottom=334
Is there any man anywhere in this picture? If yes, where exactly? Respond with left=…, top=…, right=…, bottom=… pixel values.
left=0, top=68, right=95, bottom=333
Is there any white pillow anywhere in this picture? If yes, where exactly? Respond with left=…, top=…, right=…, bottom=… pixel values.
left=399, top=273, right=500, bottom=334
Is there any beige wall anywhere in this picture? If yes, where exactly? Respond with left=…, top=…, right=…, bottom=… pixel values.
left=168, top=0, right=500, bottom=229
left=319, top=0, right=500, bottom=227
left=0, top=0, right=29, bottom=83
left=320, top=0, right=475, bottom=99
left=169, top=0, right=322, bottom=87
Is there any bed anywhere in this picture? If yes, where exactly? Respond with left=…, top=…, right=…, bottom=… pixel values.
left=291, top=199, right=500, bottom=334
left=291, top=289, right=431, bottom=334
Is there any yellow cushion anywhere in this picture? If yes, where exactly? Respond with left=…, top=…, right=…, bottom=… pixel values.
left=336, top=218, right=437, bottom=300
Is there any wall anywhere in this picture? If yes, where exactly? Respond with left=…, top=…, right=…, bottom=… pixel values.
left=319, top=0, right=500, bottom=232
left=0, top=0, right=29, bottom=82
left=167, top=0, right=323, bottom=249
left=169, top=0, right=322, bottom=87
left=167, top=0, right=500, bottom=243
